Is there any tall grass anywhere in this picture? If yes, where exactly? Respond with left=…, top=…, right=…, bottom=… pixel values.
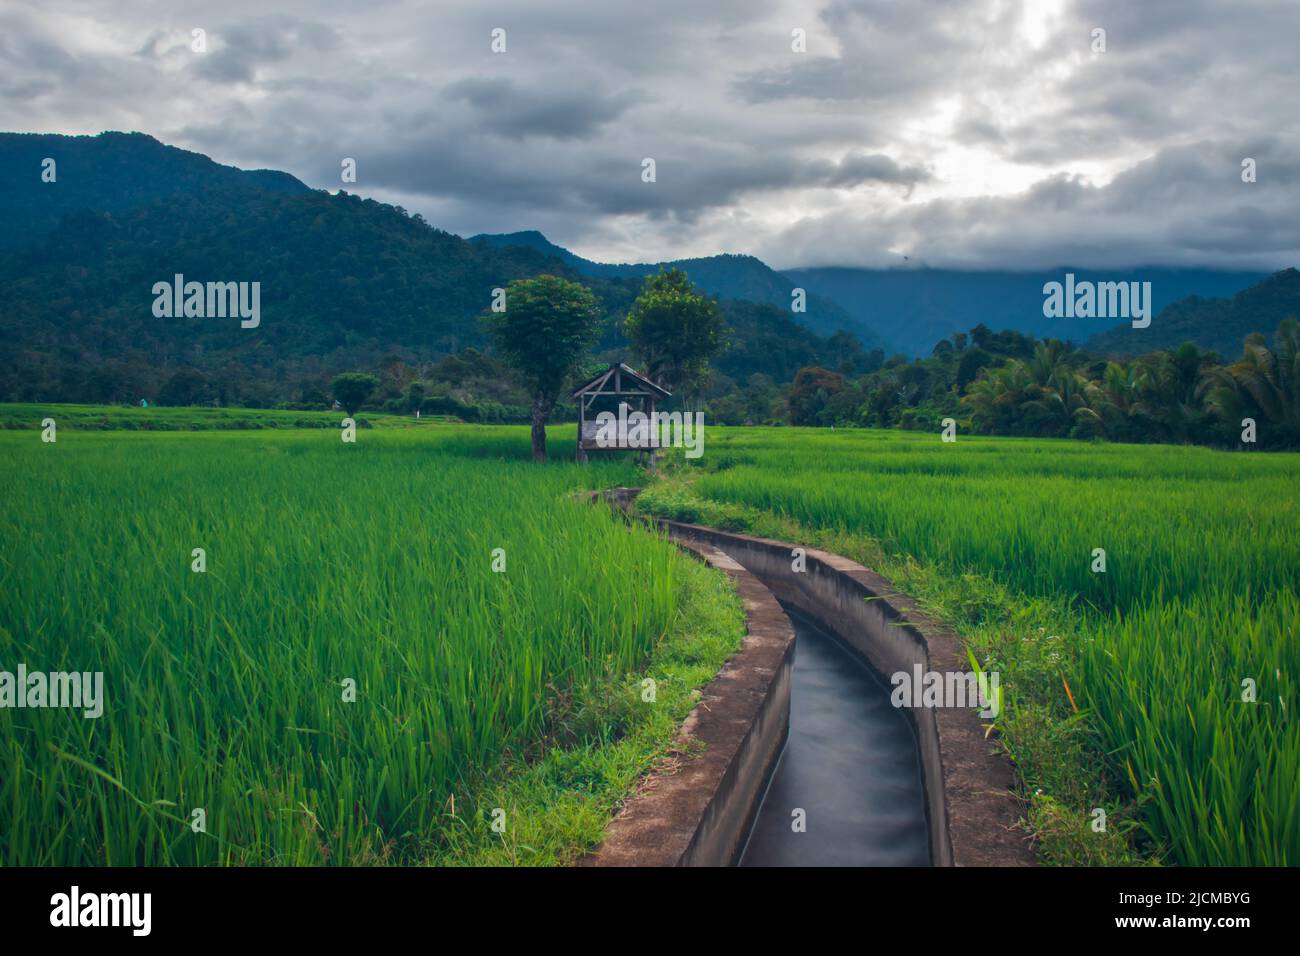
left=0, top=427, right=682, bottom=865
left=680, top=428, right=1299, bottom=865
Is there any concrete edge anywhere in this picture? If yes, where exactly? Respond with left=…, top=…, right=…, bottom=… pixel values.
left=591, top=487, right=1034, bottom=867
left=662, top=519, right=1036, bottom=867
left=577, top=519, right=796, bottom=867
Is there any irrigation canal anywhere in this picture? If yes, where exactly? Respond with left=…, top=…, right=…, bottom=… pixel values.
left=739, top=603, right=930, bottom=866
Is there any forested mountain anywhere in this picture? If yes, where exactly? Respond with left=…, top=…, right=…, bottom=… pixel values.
left=1086, top=268, right=1300, bottom=357
left=0, top=131, right=309, bottom=247
left=0, top=184, right=591, bottom=404
left=8, top=131, right=1286, bottom=421
left=0, top=132, right=859, bottom=407
left=712, top=300, right=879, bottom=383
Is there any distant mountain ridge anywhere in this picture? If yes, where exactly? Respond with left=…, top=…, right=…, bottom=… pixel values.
left=474, top=231, right=1275, bottom=357
left=1086, top=267, right=1300, bottom=357
left=471, top=230, right=889, bottom=351
left=783, top=266, right=1271, bottom=357
left=2, top=130, right=1291, bottom=408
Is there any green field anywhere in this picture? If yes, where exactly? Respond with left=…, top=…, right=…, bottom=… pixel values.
left=3, top=410, right=1296, bottom=867
left=0, top=421, right=742, bottom=865
left=0, top=402, right=454, bottom=432
left=639, top=428, right=1299, bottom=866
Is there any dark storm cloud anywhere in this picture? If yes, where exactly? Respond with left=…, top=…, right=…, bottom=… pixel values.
left=442, top=77, right=644, bottom=141
left=820, top=152, right=931, bottom=188
left=2, top=0, right=1297, bottom=269
left=344, top=132, right=929, bottom=225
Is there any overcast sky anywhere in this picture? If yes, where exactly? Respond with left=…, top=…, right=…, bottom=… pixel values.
left=3, top=0, right=1297, bottom=271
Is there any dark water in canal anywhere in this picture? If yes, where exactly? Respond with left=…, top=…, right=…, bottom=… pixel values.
left=739, top=604, right=930, bottom=867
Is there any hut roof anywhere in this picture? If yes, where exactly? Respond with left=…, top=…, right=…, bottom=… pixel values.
left=571, top=363, right=671, bottom=400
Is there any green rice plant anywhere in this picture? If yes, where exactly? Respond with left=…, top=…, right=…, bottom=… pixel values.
left=668, top=426, right=1299, bottom=866
left=1080, top=591, right=1296, bottom=866
left=0, top=426, right=691, bottom=865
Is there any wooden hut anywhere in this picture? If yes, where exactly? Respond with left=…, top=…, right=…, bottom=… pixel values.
left=571, top=362, right=671, bottom=463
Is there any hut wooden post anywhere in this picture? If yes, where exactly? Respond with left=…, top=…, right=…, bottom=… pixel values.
left=645, top=394, right=657, bottom=470
left=576, top=392, right=588, bottom=463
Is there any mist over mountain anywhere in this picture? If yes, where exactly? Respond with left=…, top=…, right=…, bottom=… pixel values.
left=783, top=266, right=1270, bottom=357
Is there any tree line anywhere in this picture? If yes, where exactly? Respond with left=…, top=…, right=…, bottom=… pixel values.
left=27, top=247, right=1292, bottom=453
left=758, top=320, right=1300, bottom=449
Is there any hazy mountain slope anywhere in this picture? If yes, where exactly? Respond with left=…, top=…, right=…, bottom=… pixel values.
left=1086, top=268, right=1300, bottom=357
left=783, top=266, right=1269, bottom=356
left=471, top=231, right=889, bottom=351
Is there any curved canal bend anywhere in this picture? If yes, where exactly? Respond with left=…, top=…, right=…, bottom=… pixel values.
left=739, top=603, right=930, bottom=867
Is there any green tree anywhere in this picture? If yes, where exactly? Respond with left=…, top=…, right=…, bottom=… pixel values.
left=406, top=380, right=426, bottom=413
left=956, top=347, right=993, bottom=390
left=1144, top=342, right=1212, bottom=441
left=1206, top=318, right=1300, bottom=444
left=482, top=275, right=603, bottom=462
left=624, top=268, right=727, bottom=399
left=297, top=379, right=330, bottom=409
left=787, top=366, right=846, bottom=426
left=331, top=372, right=379, bottom=416
left=158, top=367, right=210, bottom=406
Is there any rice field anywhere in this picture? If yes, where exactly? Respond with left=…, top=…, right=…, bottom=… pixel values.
left=0, top=424, right=700, bottom=866
left=5, top=416, right=1296, bottom=868
left=661, top=428, right=1300, bottom=866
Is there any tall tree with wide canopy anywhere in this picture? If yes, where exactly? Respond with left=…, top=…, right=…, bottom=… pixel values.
left=623, top=268, right=727, bottom=401
left=482, top=274, right=603, bottom=462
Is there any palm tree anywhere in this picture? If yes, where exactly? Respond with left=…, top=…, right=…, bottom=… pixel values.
left=1235, top=320, right=1299, bottom=424
left=1147, top=342, right=1213, bottom=441
left=1206, top=318, right=1300, bottom=444
left=1026, top=339, right=1072, bottom=389
left=963, top=360, right=1053, bottom=433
